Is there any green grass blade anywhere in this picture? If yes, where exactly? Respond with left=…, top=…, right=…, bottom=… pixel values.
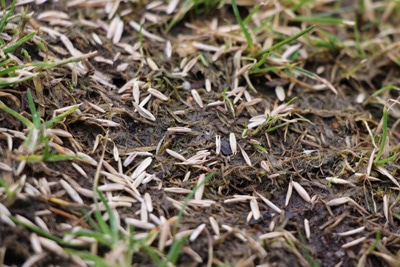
left=311, top=29, right=343, bottom=49
left=67, top=229, right=113, bottom=247
left=167, top=0, right=193, bottom=31
left=221, top=87, right=235, bottom=116
left=0, top=177, right=11, bottom=197
left=162, top=236, right=188, bottom=267
left=291, top=0, right=311, bottom=12
left=250, top=53, right=269, bottom=72
left=252, top=25, right=315, bottom=58
left=292, top=66, right=315, bottom=77
left=2, top=31, right=36, bottom=54
left=26, top=89, right=41, bottom=128
left=175, top=172, right=215, bottom=232
left=253, top=144, right=268, bottom=154
left=370, top=85, right=398, bottom=98
left=243, top=5, right=261, bottom=26
left=64, top=249, right=111, bottom=267
left=374, top=108, right=388, bottom=164
left=0, top=74, right=37, bottom=87
left=353, top=22, right=366, bottom=58
left=291, top=16, right=351, bottom=25
left=368, top=230, right=381, bottom=253
left=140, top=242, right=162, bottom=265
left=231, top=0, right=253, bottom=49
left=0, top=58, right=11, bottom=67
left=286, top=96, right=297, bottom=105
left=374, top=153, right=399, bottom=166
left=0, top=64, right=26, bottom=76
left=43, top=154, right=80, bottom=162
left=265, top=121, right=293, bottom=132
left=93, top=203, right=112, bottom=241
left=10, top=215, right=85, bottom=248
left=80, top=207, right=102, bottom=233
left=44, top=105, right=79, bottom=129
left=97, top=189, right=119, bottom=242
left=251, top=63, right=297, bottom=75
left=0, top=0, right=15, bottom=36
left=31, top=55, right=89, bottom=69
left=0, top=101, right=34, bottom=128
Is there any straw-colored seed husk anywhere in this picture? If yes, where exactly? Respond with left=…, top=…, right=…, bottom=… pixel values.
left=337, top=226, right=365, bottom=237
left=383, top=195, right=389, bottom=222
left=191, top=89, right=203, bottom=108
left=38, top=237, right=64, bottom=255
left=148, top=88, right=169, bottom=101
left=130, top=157, right=152, bottom=179
left=144, top=193, right=153, bottom=212
left=60, top=179, right=83, bottom=204
left=259, top=231, right=285, bottom=240
left=239, top=145, right=252, bottom=166
left=133, top=102, right=156, bottom=121
left=166, top=149, right=186, bottom=161
left=255, top=191, right=281, bottom=214
left=304, top=219, right=310, bottom=239
left=167, top=127, right=192, bottom=133
left=342, top=237, right=367, bottom=248
left=215, top=135, right=221, bottom=155
left=229, top=132, right=237, bottom=155
left=209, top=216, right=220, bottom=237
left=284, top=179, right=294, bottom=205
left=125, top=217, right=155, bottom=230
left=30, top=232, right=43, bottom=254
left=291, top=181, right=311, bottom=203
left=250, top=199, right=260, bottom=220
left=189, top=223, right=206, bottom=242
left=194, top=173, right=205, bottom=201
left=158, top=217, right=170, bottom=251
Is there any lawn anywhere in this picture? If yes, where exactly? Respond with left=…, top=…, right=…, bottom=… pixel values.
left=0, top=0, right=399, bottom=266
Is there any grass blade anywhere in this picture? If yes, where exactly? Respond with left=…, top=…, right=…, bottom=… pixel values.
left=64, top=249, right=111, bottom=267
left=67, top=229, right=112, bottom=247
left=0, top=101, right=34, bottom=128
left=26, top=89, right=41, bottom=128
left=374, top=108, right=388, bottom=164
left=2, top=31, right=36, bottom=54
left=252, top=25, right=315, bottom=58
left=162, top=236, right=188, bottom=267
left=44, top=105, right=79, bottom=129
left=291, top=16, right=352, bottom=25
left=97, top=189, right=119, bottom=243
left=175, top=172, right=215, bottom=233
left=9, top=215, right=85, bottom=248
left=0, top=0, right=15, bottom=37
left=231, top=0, right=253, bottom=49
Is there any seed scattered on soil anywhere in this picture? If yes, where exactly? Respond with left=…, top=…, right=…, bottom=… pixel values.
left=2, top=2, right=400, bottom=266
left=191, top=89, right=204, bottom=108
left=255, top=191, right=282, bottom=214
left=229, top=132, right=237, bottom=155
left=342, top=237, right=367, bottom=249
left=291, top=181, right=311, bottom=203
left=125, top=218, right=155, bottom=230
left=189, top=223, right=206, bottom=242
left=250, top=199, right=260, bottom=220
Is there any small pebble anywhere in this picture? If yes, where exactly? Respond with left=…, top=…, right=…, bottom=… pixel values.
left=182, top=81, right=191, bottom=90
left=221, top=140, right=232, bottom=156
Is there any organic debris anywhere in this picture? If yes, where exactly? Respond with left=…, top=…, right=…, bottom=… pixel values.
left=0, top=0, right=399, bottom=266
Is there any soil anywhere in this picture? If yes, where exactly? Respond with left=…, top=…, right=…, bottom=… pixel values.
left=0, top=1, right=399, bottom=267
